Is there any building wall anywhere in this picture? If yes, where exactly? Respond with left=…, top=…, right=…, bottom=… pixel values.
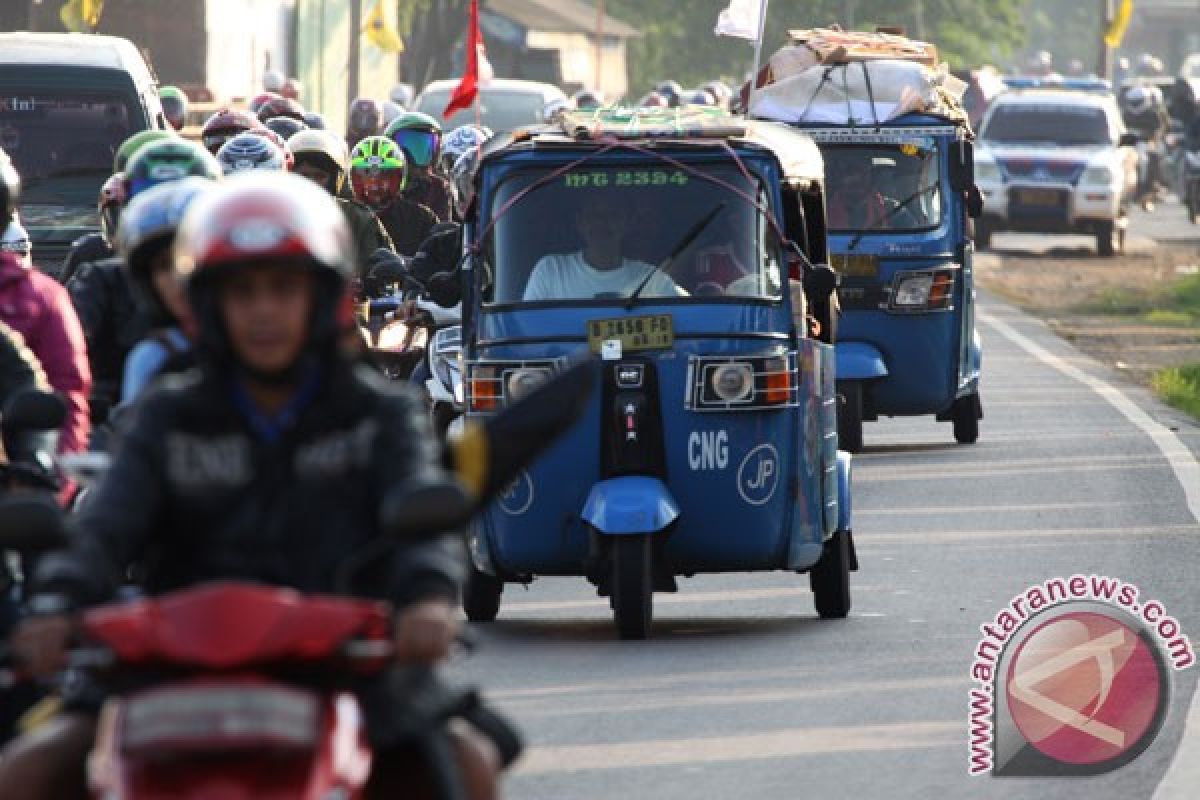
left=1120, top=0, right=1200, bottom=74
left=205, top=0, right=293, bottom=101
left=295, top=0, right=400, bottom=135
left=526, top=30, right=628, bottom=100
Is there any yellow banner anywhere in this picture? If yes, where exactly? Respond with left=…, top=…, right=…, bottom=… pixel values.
left=60, top=0, right=102, bottom=31
left=1104, top=0, right=1134, bottom=49
left=364, top=0, right=404, bottom=53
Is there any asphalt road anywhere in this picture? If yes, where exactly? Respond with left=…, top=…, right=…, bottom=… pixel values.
left=451, top=217, right=1200, bottom=799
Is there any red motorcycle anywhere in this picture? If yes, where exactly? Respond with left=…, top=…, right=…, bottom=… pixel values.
left=81, top=582, right=391, bottom=798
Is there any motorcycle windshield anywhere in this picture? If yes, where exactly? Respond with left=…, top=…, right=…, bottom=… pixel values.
left=485, top=164, right=783, bottom=305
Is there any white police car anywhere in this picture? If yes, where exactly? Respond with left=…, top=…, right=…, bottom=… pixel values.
left=973, top=83, right=1139, bottom=256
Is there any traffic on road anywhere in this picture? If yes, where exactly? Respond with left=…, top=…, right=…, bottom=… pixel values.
left=0, top=1, right=1198, bottom=798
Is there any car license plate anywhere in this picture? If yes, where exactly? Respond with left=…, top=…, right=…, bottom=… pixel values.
left=587, top=315, right=674, bottom=354
left=1017, top=189, right=1060, bottom=207
left=831, top=254, right=879, bottom=278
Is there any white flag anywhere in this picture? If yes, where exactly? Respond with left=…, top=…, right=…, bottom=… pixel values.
left=714, top=0, right=765, bottom=42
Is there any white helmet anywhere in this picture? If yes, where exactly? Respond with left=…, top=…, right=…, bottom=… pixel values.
left=263, top=68, right=286, bottom=93
left=390, top=84, right=414, bottom=107
left=1125, top=86, right=1153, bottom=115
left=1, top=213, right=31, bottom=266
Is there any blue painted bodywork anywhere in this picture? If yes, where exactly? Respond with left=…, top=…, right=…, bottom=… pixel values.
left=803, top=114, right=983, bottom=419
left=582, top=477, right=680, bottom=535
left=465, top=142, right=850, bottom=580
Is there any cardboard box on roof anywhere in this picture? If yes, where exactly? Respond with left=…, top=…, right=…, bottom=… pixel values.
left=788, top=27, right=939, bottom=67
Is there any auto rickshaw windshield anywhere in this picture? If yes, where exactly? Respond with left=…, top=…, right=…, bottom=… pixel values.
left=823, top=142, right=943, bottom=233
left=486, top=164, right=783, bottom=305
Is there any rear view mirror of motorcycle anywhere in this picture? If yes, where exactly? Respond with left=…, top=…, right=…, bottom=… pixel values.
left=1118, top=132, right=1139, bottom=148
left=447, top=360, right=597, bottom=507
left=2, top=389, right=66, bottom=438
left=0, top=493, right=69, bottom=553
left=381, top=478, right=474, bottom=540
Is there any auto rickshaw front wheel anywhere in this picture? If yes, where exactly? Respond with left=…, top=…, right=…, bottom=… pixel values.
left=464, top=566, right=504, bottom=622
left=951, top=392, right=981, bottom=445
left=612, top=535, right=653, bottom=640
left=1096, top=220, right=1125, bottom=258
left=810, top=530, right=851, bottom=619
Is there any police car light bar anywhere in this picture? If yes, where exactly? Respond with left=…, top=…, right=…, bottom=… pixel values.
left=1002, top=76, right=1112, bottom=93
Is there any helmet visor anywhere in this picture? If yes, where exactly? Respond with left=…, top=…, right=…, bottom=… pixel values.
left=391, top=129, right=440, bottom=168
left=162, top=97, right=187, bottom=130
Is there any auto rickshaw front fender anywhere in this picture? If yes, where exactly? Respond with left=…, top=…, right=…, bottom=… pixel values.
left=582, top=477, right=680, bottom=536
left=836, top=342, right=888, bottom=381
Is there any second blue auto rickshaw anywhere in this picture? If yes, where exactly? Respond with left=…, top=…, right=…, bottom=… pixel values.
left=457, top=108, right=854, bottom=638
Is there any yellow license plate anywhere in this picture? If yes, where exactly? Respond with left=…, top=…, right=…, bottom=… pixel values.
left=587, top=315, right=674, bottom=354
left=831, top=253, right=879, bottom=278
left=1018, top=189, right=1060, bottom=207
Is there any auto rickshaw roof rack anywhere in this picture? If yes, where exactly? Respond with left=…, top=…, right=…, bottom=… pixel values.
left=492, top=107, right=825, bottom=187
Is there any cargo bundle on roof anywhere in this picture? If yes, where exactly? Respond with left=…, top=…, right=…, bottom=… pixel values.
left=748, top=27, right=969, bottom=128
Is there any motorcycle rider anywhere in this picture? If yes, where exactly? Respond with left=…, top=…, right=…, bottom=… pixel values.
left=348, top=97, right=384, bottom=150
left=350, top=135, right=438, bottom=257
left=215, top=131, right=289, bottom=175
left=199, top=108, right=263, bottom=156
left=1122, top=84, right=1171, bottom=208
left=0, top=151, right=91, bottom=458
left=67, top=140, right=221, bottom=427
left=290, top=129, right=396, bottom=273
left=385, top=112, right=457, bottom=223
left=115, top=178, right=214, bottom=405
left=0, top=172, right=513, bottom=799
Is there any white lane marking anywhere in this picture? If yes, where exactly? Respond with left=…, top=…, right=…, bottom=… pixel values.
left=978, top=311, right=1200, bottom=799
left=516, top=721, right=960, bottom=775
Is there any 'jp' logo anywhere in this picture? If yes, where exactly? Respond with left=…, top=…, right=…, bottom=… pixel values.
left=737, top=444, right=779, bottom=506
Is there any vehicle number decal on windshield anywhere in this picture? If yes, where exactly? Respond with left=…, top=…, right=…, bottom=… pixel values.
left=0, top=97, right=37, bottom=113
left=565, top=170, right=689, bottom=189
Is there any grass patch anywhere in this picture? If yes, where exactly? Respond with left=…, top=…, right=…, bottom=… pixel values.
left=1076, top=275, right=1200, bottom=321
left=1153, top=364, right=1200, bottom=420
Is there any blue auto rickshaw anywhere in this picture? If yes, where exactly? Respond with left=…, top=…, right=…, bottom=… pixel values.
left=795, top=115, right=983, bottom=451
left=456, top=109, right=854, bottom=639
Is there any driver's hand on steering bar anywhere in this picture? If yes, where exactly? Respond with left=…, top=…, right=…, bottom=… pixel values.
left=10, top=613, right=72, bottom=679
left=393, top=598, right=460, bottom=665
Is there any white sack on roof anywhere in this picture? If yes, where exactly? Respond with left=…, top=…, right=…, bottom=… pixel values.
left=750, top=59, right=967, bottom=125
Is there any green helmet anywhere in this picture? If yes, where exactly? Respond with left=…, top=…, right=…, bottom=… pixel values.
left=158, top=86, right=189, bottom=131
left=349, top=136, right=408, bottom=208
left=125, top=138, right=222, bottom=200
left=384, top=111, right=442, bottom=168
left=114, top=129, right=176, bottom=174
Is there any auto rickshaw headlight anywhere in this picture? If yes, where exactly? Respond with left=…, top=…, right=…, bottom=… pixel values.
left=506, top=367, right=553, bottom=403
left=890, top=268, right=956, bottom=312
left=1081, top=166, right=1113, bottom=185
left=710, top=363, right=755, bottom=404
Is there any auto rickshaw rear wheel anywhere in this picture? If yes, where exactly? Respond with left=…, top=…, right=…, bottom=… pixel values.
left=612, top=535, right=653, bottom=639
left=836, top=381, right=864, bottom=454
left=464, top=566, right=504, bottom=622
left=810, top=530, right=851, bottom=619
left=952, top=393, right=981, bottom=445
left=1096, top=220, right=1125, bottom=257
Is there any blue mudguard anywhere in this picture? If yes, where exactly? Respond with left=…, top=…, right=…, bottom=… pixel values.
left=835, top=342, right=888, bottom=381
left=582, top=476, right=680, bottom=536
left=836, top=451, right=853, bottom=532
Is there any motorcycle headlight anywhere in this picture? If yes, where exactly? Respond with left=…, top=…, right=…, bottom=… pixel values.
left=375, top=320, right=413, bottom=353
left=975, top=161, right=1002, bottom=182
left=1081, top=166, right=1113, bottom=185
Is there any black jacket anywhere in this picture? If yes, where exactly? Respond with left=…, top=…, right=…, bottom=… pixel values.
left=34, top=361, right=464, bottom=610
left=60, top=234, right=114, bottom=286
left=0, top=320, right=45, bottom=407
left=378, top=197, right=439, bottom=258
left=66, top=257, right=151, bottom=422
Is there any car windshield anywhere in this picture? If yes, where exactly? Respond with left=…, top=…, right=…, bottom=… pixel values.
left=982, top=104, right=1113, bottom=146
left=821, top=142, right=943, bottom=233
left=0, top=90, right=137, bottom=205
left=415, top=88, right=549, bottom=132
left=487, top=164, right=782, bottom=305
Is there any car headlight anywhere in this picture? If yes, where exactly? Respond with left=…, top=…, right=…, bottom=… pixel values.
left=975, top=161, right=1002, bottom=182
left=1081, top=166, right=1113, bottom=185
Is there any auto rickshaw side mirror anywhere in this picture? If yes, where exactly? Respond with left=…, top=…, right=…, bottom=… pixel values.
left=1119, top=132, right=1139, bottom=148
left=950, top=140, right=975, bottom=193
left=802, top=263, right=839, bottom=301
left=965, top=185, right=984, bottom=219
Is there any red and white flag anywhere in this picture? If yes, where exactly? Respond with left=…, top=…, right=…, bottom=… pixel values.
left=443, top=0, right=494, bottom=118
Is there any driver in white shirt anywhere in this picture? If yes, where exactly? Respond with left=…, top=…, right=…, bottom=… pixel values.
left=523, top=196, right=685, bottom=301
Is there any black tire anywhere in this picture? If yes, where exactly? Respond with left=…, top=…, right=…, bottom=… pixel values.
left=611, top=535, right=653, bottom=640
left=810, top=531, right=851, bottom=619
left=1189, top=188, right=1199, bottom=225
left=463, top=567, right=503, bottom=623
left=952, top=393, right=980, bottom=444
left=1096, top=220, right=1123, bottom=257
left=837, top=380, right=864, bottom=454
